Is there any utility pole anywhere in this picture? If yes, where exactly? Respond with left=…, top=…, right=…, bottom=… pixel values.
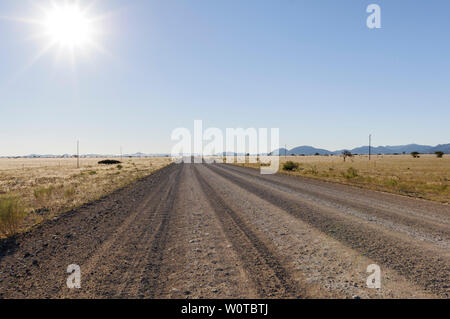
left=285, top=144, right=287, bottom=158
left=77, top=140, right=80, bottom=168
left=369, top=134, right=371, bottom=161
left=120, top=146, right=123, bottom=161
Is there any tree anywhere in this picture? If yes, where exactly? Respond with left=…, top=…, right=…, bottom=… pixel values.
left=342, top=150, right=352, bottom=162
left=435, top=151, right=444, bottom=158
left=410, top=152, right=420, bottom=158
left=282, top=161, right=299, bottom=171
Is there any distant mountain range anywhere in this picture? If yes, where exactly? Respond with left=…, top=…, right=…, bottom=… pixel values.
left=272, top=143, right=450, bottom=156
left=2, top=143, right=449, bottom=158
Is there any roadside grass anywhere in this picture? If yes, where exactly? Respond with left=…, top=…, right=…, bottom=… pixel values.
left=235, top=154, right=450, bottom=203
left=0, top=196, right=26, bottom=237
left=0, top=157, right=172, bottom=237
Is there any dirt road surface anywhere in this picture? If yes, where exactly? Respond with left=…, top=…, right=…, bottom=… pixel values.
left=0, top=163, right=448, bottom=298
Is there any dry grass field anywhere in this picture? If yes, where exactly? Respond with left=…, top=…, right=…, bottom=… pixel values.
left=0, top=157, right=171, bottom=237
left=236, top=154, right=450, bottom=204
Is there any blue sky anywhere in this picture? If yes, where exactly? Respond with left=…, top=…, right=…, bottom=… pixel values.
left=1, top=0, right=449, bottom=155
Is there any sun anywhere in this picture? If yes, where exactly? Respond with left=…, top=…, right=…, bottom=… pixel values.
left=1, top=0, right=113, bottom=75
left=43, top=3, right=94, bottom=48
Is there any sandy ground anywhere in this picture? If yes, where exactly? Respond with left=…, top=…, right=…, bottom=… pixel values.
left=0, top=163, right=448, bottom=298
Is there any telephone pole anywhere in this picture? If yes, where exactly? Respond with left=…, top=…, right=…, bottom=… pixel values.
left=120, top=146, right=123, bottom=161
left=77, top=140, right=80, bottom=168
left=369, top=134, right=372, bottom=161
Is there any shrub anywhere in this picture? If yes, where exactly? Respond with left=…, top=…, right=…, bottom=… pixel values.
left=384, top=178, right=399, bottom=187
left=0, top=196, right=26, bottom=237
left=34, top=186, right=54, bottom=206
left=64, top=187, right=76, bottom=199
left=435, top=151, right=444, bottom=158
left=283, top=161, right=299, bottom=171
left=344, top=167, right=359, bottom=179
left=117, top=164, right=123, bottom=170
left=98, top=159, right=122, bottom=165
left=411, top=152, right=420, bottom=158
left=88, top=170, right=97, bottom=175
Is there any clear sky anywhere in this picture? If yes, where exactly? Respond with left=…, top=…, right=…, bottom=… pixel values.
left=1, top=0, right=449, bottom=156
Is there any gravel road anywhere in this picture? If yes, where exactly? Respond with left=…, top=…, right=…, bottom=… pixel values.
left=0, top=162, right=448, bottom=298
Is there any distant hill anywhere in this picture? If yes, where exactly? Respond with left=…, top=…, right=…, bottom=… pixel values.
left=335, top=144, right=434, bottom=155
left=271, top=148, right=289, bottom=156
left=275, top=143, right=450, bottom=155
left=290, top=146, right=332, bottom=155
left=430, top=144, right=450, bottom=154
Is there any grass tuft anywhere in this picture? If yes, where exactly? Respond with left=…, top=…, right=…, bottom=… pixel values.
left=342, top=167, right=359, bottom=179
left=33, top=186, right=54, bottom=207
left=0, top=196, right=26, bottom=237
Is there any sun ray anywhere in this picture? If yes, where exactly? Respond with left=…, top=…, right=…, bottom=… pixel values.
left=2, top=40, right=57, bottom=91
left=0, top=15, right=42, bottom=25
left=0, top=0, right=117, bottom=92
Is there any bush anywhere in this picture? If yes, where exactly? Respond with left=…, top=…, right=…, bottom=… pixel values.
left=117, top=164, right=123, bottom=170
left=411, top=152, right=420, bottom=158
left=98, top=159, right=122, bottom=165
left=283, top=161, right=299, bottom=171
left=34, top=186, right=54, bottom=206
left=344, top=167, right=359, bottom=179
left=0, top=196, right=26, bottom=237
left=435, top=151, right=444, bottom=158
left=307, top=166, right=318, bottom=175
left=88, top=170, right=97, bottom=175
left=64, top=187, right=76, bottom=199
left=384, top=178, right=399, bottom=187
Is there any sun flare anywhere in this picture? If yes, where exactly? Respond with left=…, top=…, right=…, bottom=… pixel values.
left=0, top=0, right=113, bottom=74
left=42, top=3, right=94, bottom=48
left=43, top=4, right=92, bottom=47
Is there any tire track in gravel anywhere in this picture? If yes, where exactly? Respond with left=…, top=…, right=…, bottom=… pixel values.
left=156, top=164, right=257, bottom=298
left=196, top=164, right=436, bottom=298
left=120, top=164, right=183, bottom=298
left=137, top=164, right=183, bottom=298
left=193, top=165, right=305, bottom=298
left=222, top=164, right=450, bottom=248
left=205, top=164, right=450, bottom=297
left=63, top=163, right=183, bottom=298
